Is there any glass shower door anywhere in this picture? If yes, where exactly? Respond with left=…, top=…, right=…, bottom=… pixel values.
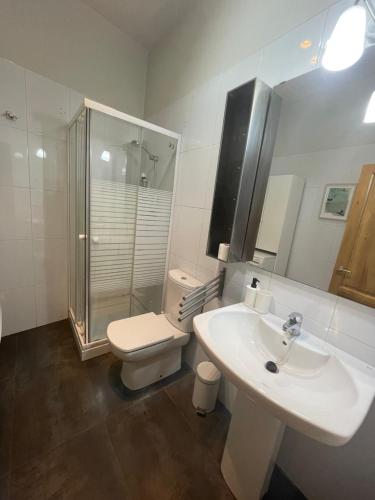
left=130, top=128, right=177, bottom=316
left=88, top=110, right=141, bottom=342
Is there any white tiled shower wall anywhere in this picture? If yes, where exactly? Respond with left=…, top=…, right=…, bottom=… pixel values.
left=146, top=0, right=375, bottom=377
left=0, top=57, right=83, bottom=335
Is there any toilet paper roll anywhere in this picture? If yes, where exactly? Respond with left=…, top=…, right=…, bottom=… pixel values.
left=218, top=243, right=230, bottom=262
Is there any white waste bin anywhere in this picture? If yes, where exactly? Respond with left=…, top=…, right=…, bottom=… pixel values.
left=192, top=361, right=221, bottom=414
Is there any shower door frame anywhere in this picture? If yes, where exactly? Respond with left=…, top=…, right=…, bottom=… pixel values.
left=68, top=98, right=181, bottom=360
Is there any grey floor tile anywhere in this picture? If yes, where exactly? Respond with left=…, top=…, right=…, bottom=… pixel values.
left=107, top=390, right=233, bottom=500
left=165, top=372, right=231, bottom=464
left=10, top=424, right=128, bottom=500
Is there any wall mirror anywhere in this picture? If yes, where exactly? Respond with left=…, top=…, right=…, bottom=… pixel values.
left=252, top=44, right=375, bottom=308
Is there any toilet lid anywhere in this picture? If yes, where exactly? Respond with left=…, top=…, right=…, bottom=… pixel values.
left=107, top=312, right=175, bottom=353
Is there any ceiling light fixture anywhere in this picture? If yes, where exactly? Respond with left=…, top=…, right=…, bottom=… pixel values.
left=322, top=4, right=367, bottom=71
left=300, top=39, right=313, bottom=49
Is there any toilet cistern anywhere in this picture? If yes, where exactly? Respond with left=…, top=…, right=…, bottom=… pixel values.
left=282, top=312, right=303, bottom=338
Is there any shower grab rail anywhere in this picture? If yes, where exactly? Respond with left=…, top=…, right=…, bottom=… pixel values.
left=178, top=269, right=226, bottom=322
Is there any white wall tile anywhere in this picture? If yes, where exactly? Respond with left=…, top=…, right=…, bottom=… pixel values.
left=226, top=262, right=249, bottom=285
left=0, top=286, right=36, bottom=335
left=28, top=133, right=67, bottom=191
left=35, top=279, right=68, bottom=326
left=170, top=205, right=204, bottom=265
left=0, top=240, right=34, bottom=289
left=222, top=278, right=244, bottom=305
left=31, top=189, right=67, bottom=239
left=268, top=274, right=336, bottom=325
left=327, top=328, right=375, bottom=367
left=331, top=298, right=375, bottom=348
left=32, top=238, right=67, bottom=286
left=196, top=209, right=219, bottom=278
left=0, top=59, right=27, bottom=130
left=0, top=187, right=31, bottom=240
left=175, top=146, right=213, bottom=208
left=0, top=58, right=71, bottom=335
left=26, top=70, right=68, bottom=140
left=181, top=76, right=221, bottom=151
left=0, top=125, right=29, bottom=187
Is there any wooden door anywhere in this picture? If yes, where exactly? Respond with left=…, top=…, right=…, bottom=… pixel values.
left=329, top=164, right=375, bottom=307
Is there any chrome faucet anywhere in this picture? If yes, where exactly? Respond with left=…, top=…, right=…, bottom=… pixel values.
left=282, top=312, right=303, bottom=338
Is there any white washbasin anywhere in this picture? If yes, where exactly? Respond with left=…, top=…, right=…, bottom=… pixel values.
left=194, top=303, right=375, bottom=446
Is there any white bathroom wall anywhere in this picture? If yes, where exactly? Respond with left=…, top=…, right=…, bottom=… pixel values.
left=145, top=1, right=375, bottom=497
left=0, top=0, right=147, bottom=117
left=0, top=57, right=84, bottom=335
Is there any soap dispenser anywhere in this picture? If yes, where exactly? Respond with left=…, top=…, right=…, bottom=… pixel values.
left=244, top=278, right=260, bottom=308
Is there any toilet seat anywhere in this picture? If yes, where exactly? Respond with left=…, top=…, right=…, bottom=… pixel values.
left=107, top=312, right=185, bottom=354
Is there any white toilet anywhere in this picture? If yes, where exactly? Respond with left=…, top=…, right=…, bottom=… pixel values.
left=107, top=269, right=202, bottom=390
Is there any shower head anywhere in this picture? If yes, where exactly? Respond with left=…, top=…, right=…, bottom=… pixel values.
left=109, top=140, right=159, bottom=163
left=129, top=139, right=159, bottom=162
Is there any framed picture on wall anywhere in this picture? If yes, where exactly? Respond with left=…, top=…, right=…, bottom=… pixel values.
left=320, top=184, right=356, bottom=221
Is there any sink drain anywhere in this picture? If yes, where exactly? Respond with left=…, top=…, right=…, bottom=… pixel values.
left=265, top=361, right=279, bottom=373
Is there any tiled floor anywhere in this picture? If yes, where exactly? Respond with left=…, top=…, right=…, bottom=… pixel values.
left=0, top=320, right=233, bottom=500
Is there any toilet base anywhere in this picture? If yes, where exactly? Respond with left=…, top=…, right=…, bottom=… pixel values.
left=120, top=348, right=182, bottom=390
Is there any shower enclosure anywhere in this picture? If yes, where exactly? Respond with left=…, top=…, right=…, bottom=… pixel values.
left=68, top=99, right=179, bottom=359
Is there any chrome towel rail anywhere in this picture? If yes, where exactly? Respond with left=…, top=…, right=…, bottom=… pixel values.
left=178, top=269, right=225, bottom=322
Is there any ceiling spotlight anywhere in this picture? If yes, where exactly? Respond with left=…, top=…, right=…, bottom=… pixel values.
left=300, top=39, right=313, bottom=49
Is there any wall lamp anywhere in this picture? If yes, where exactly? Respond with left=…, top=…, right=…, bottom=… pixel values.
left=322, top=0, right=375, bottom=71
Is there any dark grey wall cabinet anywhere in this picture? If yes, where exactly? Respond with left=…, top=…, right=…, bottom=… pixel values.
left=207, top=78, right=281, bottom=262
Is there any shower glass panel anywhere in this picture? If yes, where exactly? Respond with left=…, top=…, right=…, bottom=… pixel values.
left=89, top=110, right=141, bottom=342
left=68, top=110, right=87, bottom=341
left=69, top=100, right=179, bottom=355
left=131, top=129, right=177, bottom=316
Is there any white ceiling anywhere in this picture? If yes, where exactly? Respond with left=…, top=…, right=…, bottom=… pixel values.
left=81, top=0, right=197, bottom=49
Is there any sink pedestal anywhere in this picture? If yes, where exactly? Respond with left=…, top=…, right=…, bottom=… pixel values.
left=221, top=391, right=285, bottom=500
